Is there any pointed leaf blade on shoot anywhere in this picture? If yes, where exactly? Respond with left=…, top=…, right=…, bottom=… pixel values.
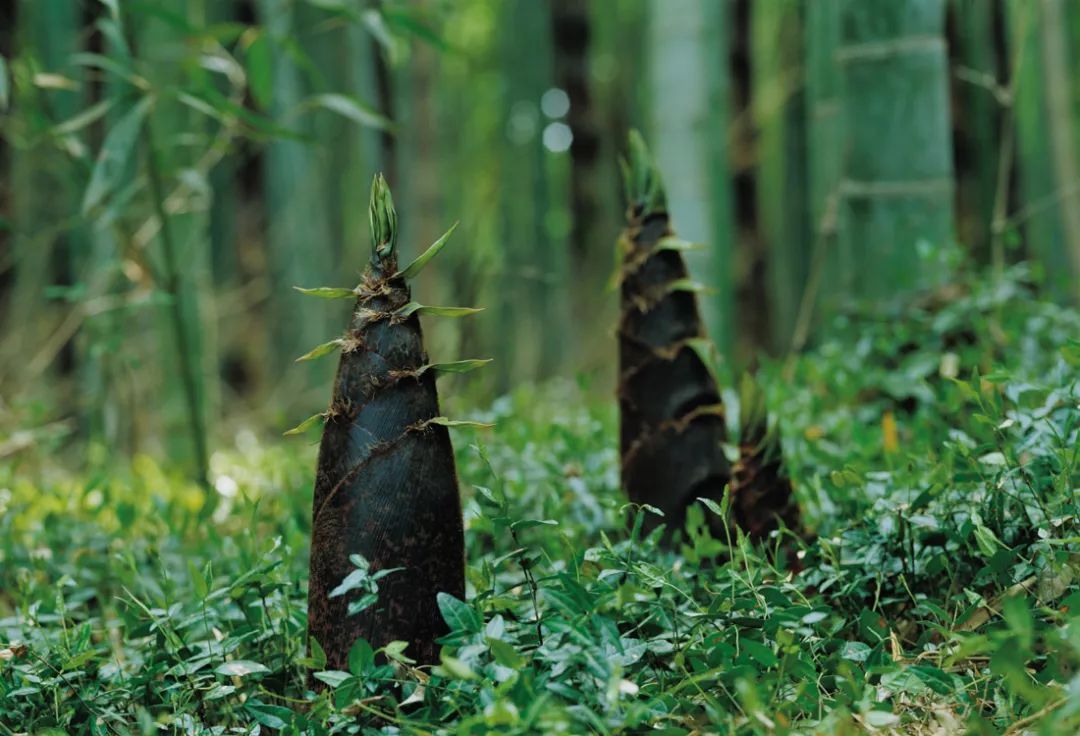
left=656, top=237, right=702, bottom=253
left=417, top=359, right=492, bottom=377
left=394, top=221, right=459, bottom=280
left=284, top=413, right=325, bottom=437
left=296, top=339, right=343, bottom=362
left=294, top=286, right=357, bottom=299
left=394, top=302, right=484, bottom=319
left=666, top=278, right=708, bottom=294
left=425, top=417, right=495, bottom=430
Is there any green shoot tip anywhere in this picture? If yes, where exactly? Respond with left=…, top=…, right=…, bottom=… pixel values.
left=369, top=173, right=398, bottom=264
left=622, top=129, right=667, bottom=218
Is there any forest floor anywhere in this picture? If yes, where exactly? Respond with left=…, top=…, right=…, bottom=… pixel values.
left=1, top=262, right=1078, bottom=735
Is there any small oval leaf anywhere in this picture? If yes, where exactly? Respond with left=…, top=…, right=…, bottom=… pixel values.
left=215, top=660, right=271, bottom=677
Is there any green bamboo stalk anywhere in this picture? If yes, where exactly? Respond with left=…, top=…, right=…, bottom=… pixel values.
left=752, top=0, right=809, bottom=350
left=551, top=0, right=612, bottom=374
left=136, top=4, right=217, bottom=488
left=948, top=0, right=1003, bottom=261
left=1005, top=1, right=1066, bottom=294
left=1037, top=0, right=1080, bottom=300
left=792, top=0, right=842, bottom=349
left=4, top=0, right=81, bottom=380
left=497, top=0, right=556, bottom=388
left=836, top=0, right=956, bottom=298
left=257, top=0, right=336, bottom=394
left=647, top=0, right=735, bottom=359
left=143, top=122, right=210, bottom=491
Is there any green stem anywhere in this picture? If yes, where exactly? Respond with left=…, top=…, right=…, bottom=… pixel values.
left=143, top=118, right=210, bottom=492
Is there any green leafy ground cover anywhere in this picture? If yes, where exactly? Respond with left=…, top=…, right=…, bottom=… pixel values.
left=1, top=262, right=1078, bottom=734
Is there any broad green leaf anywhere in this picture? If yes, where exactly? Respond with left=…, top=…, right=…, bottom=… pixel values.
left=82, top=96, right=152, bottom=215
left=437, top=654, right=478, bottom=680
left=293, top=286, right=357, bottom=299
left=697, top=497, right=726, bottom=518
left=863, top=711, right=900, bottom=728
left=348, top=638, right=374, bottom=675
left=1062, top=339, right=1080, bottom=367
left=329, top=567, right=371, bottom=599
left=308, top=637, right=327, bottom=670
left=740, top=639, right=779, bottom=667
left=312, top=670, right=351, bottom=688
left=417, top=359, right=492, bottom=377
left=244, top=700, right=292, bottom=729
left=381, top=640, right=414, bottom=664
left=425, top=417, right=495, bottom=429
left=283, top=413, right=323, bottom=436
left=394, top=222, right=459, bottom=279
left=304, top=93, right=392, bottom=131
left=486, top=637, right=525, bottom=669
left=394, top=302, right=484, bottom=319
left=437, top=592, right=482, bottom=633
left=245, top=30, right=273, bottom=110
left=295, top=339, right=343, bottom=362
left=215, top=660, right=270, bottom=677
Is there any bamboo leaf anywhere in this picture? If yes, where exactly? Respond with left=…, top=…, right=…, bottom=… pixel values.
left=293, top=286, right=357, bottom=299
left=284, top=413, right=324, bottom=436
left=70, top=52, right=145, bottom=88
left=417, top=359, right=492, bottom=377
left=425, top=417, right=495, bottom=429
left=82, top=96, right=152, bottom=215
left=244, top=30, right=273, bottom=110
left=394, top=302, right=483, bottom=319
left=52, top=98, right=116, bottom=136
left=295, top=339, right=343, bottom=362
left=394, top=222, right=459, bottom=279
left=656, top=237, right=702, bottom=253
left=666, top=278, right=709, bottom=294
left=304, top=93, right=393, bottom=131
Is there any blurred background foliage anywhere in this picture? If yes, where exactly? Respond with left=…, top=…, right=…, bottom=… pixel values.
left=1, top=0, right=1079, bottom=481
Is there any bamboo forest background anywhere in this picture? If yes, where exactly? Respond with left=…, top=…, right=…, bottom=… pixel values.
left=1, top=0, right=1079, bottom=475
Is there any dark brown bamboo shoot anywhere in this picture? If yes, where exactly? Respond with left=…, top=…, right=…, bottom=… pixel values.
left=306, top=175, right=467, bottom=672
left=730, top=373, right=800, bottom=539
left=617, top=132, right=730, bottom=536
